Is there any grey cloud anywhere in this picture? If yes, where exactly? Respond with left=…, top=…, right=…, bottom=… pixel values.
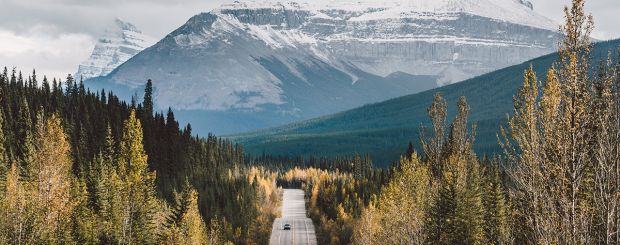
left=0, top=0, right=227, bottom=79
left=0, top=0, right=227, bottom=38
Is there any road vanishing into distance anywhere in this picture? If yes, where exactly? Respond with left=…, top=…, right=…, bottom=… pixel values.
left=269, top=189, right=318, bottom=245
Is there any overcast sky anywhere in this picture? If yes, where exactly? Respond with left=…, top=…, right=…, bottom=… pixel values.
left=0, top=0, right=618, bottom=80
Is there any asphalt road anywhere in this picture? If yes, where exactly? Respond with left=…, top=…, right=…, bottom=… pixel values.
left=269, top=189, right=318, bottom=245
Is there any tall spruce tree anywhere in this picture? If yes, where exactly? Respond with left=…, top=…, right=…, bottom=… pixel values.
left=426, top=97, right=484, bottom=244
left=94, top=125, right=126, bottom=243
left=480, top=158, right=510, bottom=244
left=162, top=185, right=209, bottom=244
left=118, top=110, right=158, bottom=244
left=16, top=98, right=34, bottom=179
left=143, top=79, right=154, bottom=120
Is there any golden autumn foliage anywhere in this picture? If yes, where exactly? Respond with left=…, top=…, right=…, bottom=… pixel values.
left=351, top=95, right=510, bottom=245
left=354, top=154, right=434, bottom=244
left=0, top=113, right=75, bottom=243
left=162, top=188, right=209, bottom=245
left=32, top=113, right=74, bottom=242
left=247, top=166, right=282, bottom=244
left=500, top=0, right=620, bottom=243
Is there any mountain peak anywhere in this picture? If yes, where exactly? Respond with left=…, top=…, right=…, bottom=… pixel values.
left=114, top=18, right=141, bottom=33
left=75, top=19, right=154, bottom=80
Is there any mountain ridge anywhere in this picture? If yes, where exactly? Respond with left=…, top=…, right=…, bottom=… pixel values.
left=86, top=0, right=560, bottom=135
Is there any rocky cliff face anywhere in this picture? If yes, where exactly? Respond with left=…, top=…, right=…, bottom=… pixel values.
left=75, top=18, right=154, bottom=80
left=217, top=0, right=558, bottom=84
left=87, top=0, right=560, bottom=134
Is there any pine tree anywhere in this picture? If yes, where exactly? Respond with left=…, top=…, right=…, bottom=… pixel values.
left=143, top=79, right=154, bottom=120
left=405, top=142, right=414, bottom=160
left=71, top=176, right=99, bottom=244
left=162, top=186, right=208, bottom=244
left=353, top=153, right=363, bottom=180
left=118, top=110, right=158, bottom=244
left=16, top=98, right=34, bottom=178
left=481, top=159, right=510, bottom=244
left=427, top=158, right=459, bottom=244
left=95, top=126, right=125, bottom=243
left=65, top=74, right=75, bottom=96
left=425, top=96, right=485, bottom=244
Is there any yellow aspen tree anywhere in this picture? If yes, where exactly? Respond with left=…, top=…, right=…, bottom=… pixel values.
left=351, top=202, right=381, bottom=245
left=355, top=153, right=433, bottom=244
left=500, top=67, right=557, bottom=243
left=0, top=108, right=6, bottom=192
left=0, top=162, right=32, bottom=244
left=31, top=113, right=74, bottom=243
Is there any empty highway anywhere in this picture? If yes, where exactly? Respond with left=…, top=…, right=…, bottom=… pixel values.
left=269, top=189, right=318, bottom=245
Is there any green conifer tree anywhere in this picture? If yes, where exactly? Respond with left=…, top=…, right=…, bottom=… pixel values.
left=481, top=159, right=510, bottom=244
left=16, top=98, right=34, bottom=178
left=162, top=185, right=208, bottom=244
left=143, top=79, right=154, bottom=120
left=118, top=110, right=158, bottom=244
left=95, top=126, right=125, bottom=243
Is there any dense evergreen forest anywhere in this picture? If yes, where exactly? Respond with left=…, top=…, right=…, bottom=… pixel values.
left=0, top=71, right=280, bottom=243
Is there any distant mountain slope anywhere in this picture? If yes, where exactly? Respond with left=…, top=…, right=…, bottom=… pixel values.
left=76, top=18, right=155, bottom=80
left=228, top=39, right=620, bottom=166
left=85, top=0, right=559, bottom=135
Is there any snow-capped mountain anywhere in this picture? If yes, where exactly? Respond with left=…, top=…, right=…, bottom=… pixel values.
left=86, top=0, right=560, bottom=134
left=75, top=18, right=155, bottom=80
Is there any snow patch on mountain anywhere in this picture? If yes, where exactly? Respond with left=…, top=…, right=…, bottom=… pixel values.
left=75, top=18, right=155, bottom=80
left=221, top=0, right=556, bottom=30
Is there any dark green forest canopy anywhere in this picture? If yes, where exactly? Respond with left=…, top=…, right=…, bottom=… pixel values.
left=229, top=39, right=620, bottom=167
left=0, top=70, right=268, bottom=243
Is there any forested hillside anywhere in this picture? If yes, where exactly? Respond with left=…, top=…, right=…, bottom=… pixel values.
left=0, top=72, right=279, bottom=244
left=230, top=38, right=620, bottom=167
